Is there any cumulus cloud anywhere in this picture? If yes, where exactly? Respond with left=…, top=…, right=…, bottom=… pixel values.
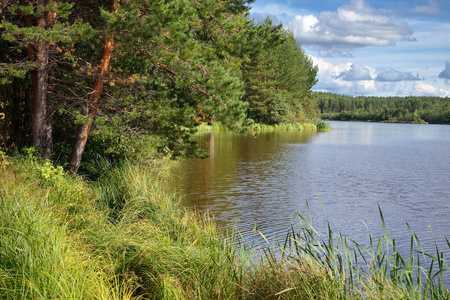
left=411, top=0, right=440, bottom=15
left=288, top=0, right=415, bottom=57
left=309, top=55, right=449, bottom=97
left=376, top=69, right=422, bottom=81
left=438, top=61, right=450, bottom=79
left=309, top=56, right=381, bottom=95
left=338, top=63, right=373, bottom=81
left=413, top=82, right=450, bottom=97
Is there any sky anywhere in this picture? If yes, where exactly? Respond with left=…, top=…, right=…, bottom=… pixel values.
left=249, top=0, right=450, bottom=97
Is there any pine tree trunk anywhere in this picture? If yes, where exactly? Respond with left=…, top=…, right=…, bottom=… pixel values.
left=27, top=1, right=54, bottom=160
left=66, top=0, right=117, bottom=174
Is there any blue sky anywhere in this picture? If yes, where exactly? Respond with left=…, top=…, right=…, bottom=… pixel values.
left=249, top=0, right=450, bottom=97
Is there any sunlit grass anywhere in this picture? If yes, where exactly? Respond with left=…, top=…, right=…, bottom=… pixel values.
left=195, top=121, right=327, bottom=135
left=0, top=164, right=134, bottom=299
left=250, top=122, right=317, bottom=132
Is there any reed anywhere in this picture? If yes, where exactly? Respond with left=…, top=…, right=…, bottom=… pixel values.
left=250, top=122, right=317, bottom=132
left=194, top=122, right=229, bottom=133
left=280, top=205, right=450, bottom=299
left=195, top=121, right=325, bottom=135
left=314, top=119, right=332, bottom=131
left=92, top=162, right=250, bottom=298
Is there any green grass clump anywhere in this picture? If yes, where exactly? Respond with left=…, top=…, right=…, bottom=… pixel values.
left=93, top=162, right=249, bottom=298
left=288, top=207, right=450, bottom=299
left=243, top=253, right=341, bottom=299
left=250, top=122, right=317, bottom=133
left=314, top=120, right=332, bottom=131
left=195, top=121, right=324, bottom=135
left=0, top=156, right=251, bottom=299
left=0, top=163, right=134, bottom=299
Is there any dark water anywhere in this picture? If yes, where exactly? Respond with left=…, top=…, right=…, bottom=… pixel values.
left=171, top=121, right=450, bottom=259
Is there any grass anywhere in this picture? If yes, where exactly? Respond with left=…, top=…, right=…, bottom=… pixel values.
left=0, top=159, right=132, bottom=299
left=250, top=122, right=317, bottom=133
left=314, top=120, right=332, bottom=131
left=282, top=205, right=450, bottom=299
left=194, top=120, right=330, bottom=136
left=0, top=156, right=251, bottom=299
left=0, top=154, right=448, bottom=299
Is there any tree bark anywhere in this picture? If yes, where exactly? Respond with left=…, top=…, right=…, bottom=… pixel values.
left=27, top=1, right=54, bottom=160
left=66, top=0, right=118, bottom=174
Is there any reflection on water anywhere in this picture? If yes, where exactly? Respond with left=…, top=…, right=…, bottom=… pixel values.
left=171, top=122, right=450, bottom=259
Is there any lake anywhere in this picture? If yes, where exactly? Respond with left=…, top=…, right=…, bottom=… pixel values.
left=171, top=121, right=450, bottom=260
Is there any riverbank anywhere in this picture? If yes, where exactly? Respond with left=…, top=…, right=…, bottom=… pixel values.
left=0, top=153, right=447, bottom=299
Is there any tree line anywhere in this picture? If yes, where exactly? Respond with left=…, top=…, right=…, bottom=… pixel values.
left=315, top=92, right=450, bottom=124
left=1, top=0, right=318, bottom=173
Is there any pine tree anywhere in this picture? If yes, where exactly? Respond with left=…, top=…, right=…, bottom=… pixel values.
left=242, top=18, right=318, bottom=124
left=1, top=0, right=94, bottom=159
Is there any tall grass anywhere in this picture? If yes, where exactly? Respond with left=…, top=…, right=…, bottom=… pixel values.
left=1, top=156, right=252, bottom=298
left=0, top=161, right=134, bottom=299
left=276, top=205, right=450, bottom=299
left=314, top=119, right=332, bottom=131
left=93, top=162, right=251, bottom=298
left=195, top=121, right=325, bottom=135
left=250, top=122, right=317, bottom=133
left=1, top=154, right=448, bottom=299
left=194, top=122, right=230, bottom=133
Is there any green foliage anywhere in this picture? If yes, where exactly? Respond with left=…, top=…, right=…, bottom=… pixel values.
left=250, top=122, right=317, bottom=133
left=53, top=0, right=253, bottom=164
left=315, top=92, right=450, bottom=124
left=242, top=19, right=319, bottom=125
left=1, top=0, right=319, bottom=171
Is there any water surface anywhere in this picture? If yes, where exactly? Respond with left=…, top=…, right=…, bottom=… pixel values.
left=171, top=121, right=450, bottom=257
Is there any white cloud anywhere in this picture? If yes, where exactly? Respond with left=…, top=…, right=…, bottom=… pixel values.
left=288, top=0, right=415, bottom=57
left=290, top=15, right=318, bottom=33
left=376, top=69, right=422, bottom=81
left=309, top=55, right=381, bottom=95
left=338, top=63, right=373, bottom=81
left=309, top=55, right=351, bottom=79
left=413, top=82, right=450, bottom=97
left=309, top=55, right=449, bottom=97
left=438, top=61, right=450, bottom=80
left=411, top=0, right=440, bottom=15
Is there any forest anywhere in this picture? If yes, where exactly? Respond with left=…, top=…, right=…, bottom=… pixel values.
left=0, top=0, right=318, bottom=173
left=315, top=91, right=450, bottom=124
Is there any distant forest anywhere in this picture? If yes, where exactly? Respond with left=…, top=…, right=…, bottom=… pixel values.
left=314, top=92, right=450, bottom=124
